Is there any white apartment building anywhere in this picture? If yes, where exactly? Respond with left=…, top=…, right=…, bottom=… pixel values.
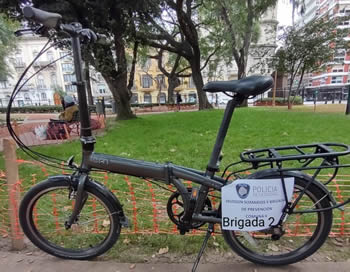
left=0, top=33, right=111, bottom=107
left=297, top=0, right=350, bottom=101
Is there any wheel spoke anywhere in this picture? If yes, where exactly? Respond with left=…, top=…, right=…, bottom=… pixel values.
left=21, top=183, right=121, bottom=258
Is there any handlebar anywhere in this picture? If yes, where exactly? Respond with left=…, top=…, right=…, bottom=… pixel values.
left=23, top=6, right=62, bottom=28
left=22, top=6, right=109, bottom=45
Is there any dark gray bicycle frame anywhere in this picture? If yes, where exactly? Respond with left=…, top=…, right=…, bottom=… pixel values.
left=68, top=28, right=244, bottom=225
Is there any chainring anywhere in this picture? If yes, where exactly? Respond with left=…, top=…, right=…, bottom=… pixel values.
left=166, top=188, right=212, bottom=229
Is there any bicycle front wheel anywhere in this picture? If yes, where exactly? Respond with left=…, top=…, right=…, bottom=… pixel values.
left=19, top=178, right=121, bottom=259
left=222, top=176, right=333, bottom=265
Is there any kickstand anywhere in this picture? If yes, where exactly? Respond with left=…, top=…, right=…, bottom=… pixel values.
left=192, top=223, right=214, bottom=272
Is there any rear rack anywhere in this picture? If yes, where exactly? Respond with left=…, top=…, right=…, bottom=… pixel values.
left=222, top=142, right=350, bottom=213
left=240, top=143, right=350, bottom=163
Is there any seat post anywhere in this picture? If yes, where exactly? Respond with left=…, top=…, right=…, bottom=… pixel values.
left=206, top=95, right=243, bottom=178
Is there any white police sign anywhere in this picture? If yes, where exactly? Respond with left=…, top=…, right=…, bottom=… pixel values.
left=222, top=178, right=294, bottom=231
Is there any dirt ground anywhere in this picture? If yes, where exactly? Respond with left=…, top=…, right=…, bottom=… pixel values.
left=1, top=236, right=350, bottom=265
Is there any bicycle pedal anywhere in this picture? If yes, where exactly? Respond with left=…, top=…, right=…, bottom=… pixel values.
left=120, top=216, right=131, bottom=228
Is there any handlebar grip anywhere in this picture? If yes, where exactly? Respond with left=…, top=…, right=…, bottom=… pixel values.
left=22, top=6, right=62, bottom=28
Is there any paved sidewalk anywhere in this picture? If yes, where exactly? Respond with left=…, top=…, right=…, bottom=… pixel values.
left=0, top=251, right=349, bottom=272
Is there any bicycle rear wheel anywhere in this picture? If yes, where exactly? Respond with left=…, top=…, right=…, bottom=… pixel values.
left=19, top=178, right=121, bottom=259
left=222, top=176, right=333, bottom=265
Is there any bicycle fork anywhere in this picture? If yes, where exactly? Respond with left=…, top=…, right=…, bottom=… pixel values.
left=65, top=173, right=89, bottom=229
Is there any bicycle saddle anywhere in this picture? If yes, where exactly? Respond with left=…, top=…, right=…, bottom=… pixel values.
left=203, top=75, right=273, bottom=97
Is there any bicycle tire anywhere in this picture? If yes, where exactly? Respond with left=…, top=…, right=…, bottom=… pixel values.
left=222, top=175, right=333, bottom=265
left=19, top=178, right=121, bottom=259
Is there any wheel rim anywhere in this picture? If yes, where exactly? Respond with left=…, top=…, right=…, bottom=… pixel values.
left=27, top=186, right=115, bottom=252
left=226, top=184, right=326, bottom=259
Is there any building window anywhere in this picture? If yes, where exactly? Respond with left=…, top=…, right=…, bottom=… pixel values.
left=334, top=50, right=345, bottom=63
left=50, top=73, right=57, bottom=86
left=0, top=81, right=8, bottom=88
left=62, top=63, right=74, bottom=72
left=47, top=51, right=54, bottom=61
left=142, top=75, right=153, bottom=88
left=156, top=74, right=166, bottom=88
left=98, top=85, right=106, bottom=94
left=37, top=74, right=45, bottom=89
left=63, top=74, right=76, bottom=82
left=24, top=93, right=30, bottom=100
left=331, top=76, right=342, bottom=84
left=131, top=93, right=138, bottom=104
left=60, top=51, right=72, bottom=61
left=332, top=68, right=344, bottom=72
left=15, top=51, right=24, bottom=66
left=338, top=19, right=350, bottom=26
left=188, top=92, right=197, bottom=103
left=144, top=93, right=152, bottom=103
left=41, top=92, right=47, bottom=100
left=65, top=84, right=77, bottom=92
left=159, top=92, right=166, bottom=103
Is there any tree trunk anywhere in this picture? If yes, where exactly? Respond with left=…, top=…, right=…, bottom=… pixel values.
left=189, top=58, right=212, bottom=110
left=237, top=61, right=246, bottom=80
left=237, top=60, right=248, bottom=107
left=287, top=86, right=293, bottom=110
left=167, top=76, right=180, bottom=104
left=91, top=43, right=135, bottom=120
left=84, top=60, right=94, bottom=106
left=104, top=74, right=135, bottom=120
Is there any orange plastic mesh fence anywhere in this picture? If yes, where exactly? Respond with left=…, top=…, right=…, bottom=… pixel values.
left=0, top=160, right=349, bottom=240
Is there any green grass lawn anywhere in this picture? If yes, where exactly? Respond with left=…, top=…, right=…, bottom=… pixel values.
left=10, top=106, right=350, bottom=169
left=1, top=107, right=350, bottom=260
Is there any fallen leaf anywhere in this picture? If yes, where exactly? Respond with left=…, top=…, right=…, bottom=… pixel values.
left=158, top=246, right=169, bottom=255
left=169, top=148, right=176, bottom=152
left=332, top=239, right=343, bottom=247
left=123, top=238, right=130, bottom=244
left=129, top=264, right=136, bottom=269
left=213, top=242, right=219, bottom=247
left=102, top=219, right=110, bottom=227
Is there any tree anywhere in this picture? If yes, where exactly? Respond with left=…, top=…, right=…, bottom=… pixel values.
left=0, top=0, right=156, bottom=120
left=137, top=0, right=216, bottom=110
left=274, top=16, right=350, bottom=109
left=0, top=14, right=18, bottom=80
left=150, top=49, right=191, bottom=104
left=203, top=0, right=277, bottom=80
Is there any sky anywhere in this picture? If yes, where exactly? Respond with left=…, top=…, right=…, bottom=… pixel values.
left=277, top=0, right=294, bottom=27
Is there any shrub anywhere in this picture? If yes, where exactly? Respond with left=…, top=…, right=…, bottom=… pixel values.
left=0, top=105, right=96, bottom=113
left=254, top=96, right=303, bottom=106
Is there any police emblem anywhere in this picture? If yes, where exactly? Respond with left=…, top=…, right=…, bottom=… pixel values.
left=236, top=183, right=250, bottom=199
